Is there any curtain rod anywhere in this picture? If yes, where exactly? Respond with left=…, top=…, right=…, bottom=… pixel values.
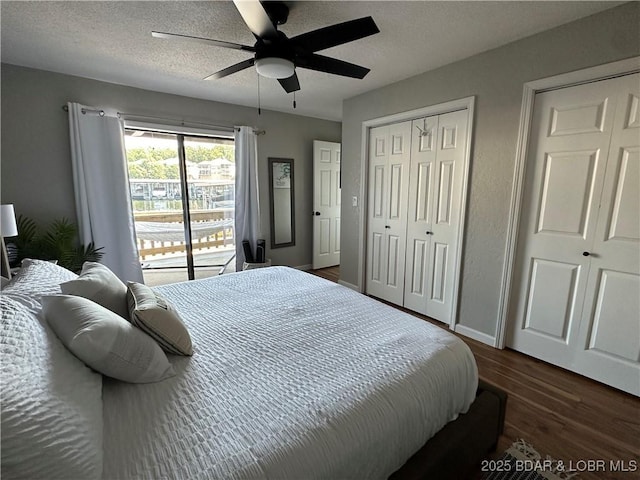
left=235, top=127, right=266, bottom=136
left=61, top=105, right=265, bottom=135
left=61, top=105, right=104, bottom=116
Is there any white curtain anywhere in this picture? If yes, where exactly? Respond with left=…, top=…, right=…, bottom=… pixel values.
left=68, top=102, right=143, bottom=282
left=234, top=126, right=261, bottom=271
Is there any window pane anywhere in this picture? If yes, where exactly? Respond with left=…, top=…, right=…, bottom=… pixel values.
left=184, top=136, right=235, bottom=278
left=125, top=130, right=189, bottom=285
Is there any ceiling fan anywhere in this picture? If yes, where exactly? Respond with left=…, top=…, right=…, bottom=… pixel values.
left=152, top=0, right=380, bottom=94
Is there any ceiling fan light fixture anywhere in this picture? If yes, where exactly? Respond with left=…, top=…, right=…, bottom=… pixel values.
left=255, top=57, right=295, bottom=79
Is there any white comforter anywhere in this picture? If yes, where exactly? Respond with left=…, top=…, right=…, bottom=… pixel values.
left=103, top=267, right=477, bottom=479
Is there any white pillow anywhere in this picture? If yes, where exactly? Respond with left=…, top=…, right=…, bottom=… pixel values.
left=42, top=295, right=175, bottom=383
left=127, top=281, right=194, bottom=356
left=1, top=294, right=103, bottom=480
left=60, top=261, right=129, bottom=318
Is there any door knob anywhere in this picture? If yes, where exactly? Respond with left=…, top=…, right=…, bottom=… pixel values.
left=313, top=211, right=320, bottom=216
left=426, top=231, right=433, bottom=235
left=385, top=225, right=391, bottom=229
left=583, top=251, right=590, bottom=256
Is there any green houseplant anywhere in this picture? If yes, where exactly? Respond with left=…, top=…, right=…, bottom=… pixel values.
left=14, top=216, right=104, bottom=273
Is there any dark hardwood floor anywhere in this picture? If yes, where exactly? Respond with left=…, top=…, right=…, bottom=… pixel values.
left=311, top=266, right=640, bottom=480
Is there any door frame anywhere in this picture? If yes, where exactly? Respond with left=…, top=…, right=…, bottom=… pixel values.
left=357, top=96, right=475, bottom=330
left=496, top=56, right=640, bottom=348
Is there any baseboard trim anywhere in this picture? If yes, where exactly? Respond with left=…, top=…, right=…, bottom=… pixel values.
left=454, top=324, right=495, bottom=347
left=338, top=280, right=360, bottom=292
left=294, top=264, right=312, bottom=271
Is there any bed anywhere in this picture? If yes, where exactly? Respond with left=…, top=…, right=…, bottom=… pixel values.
left=1, top=259, right=505, bottom=479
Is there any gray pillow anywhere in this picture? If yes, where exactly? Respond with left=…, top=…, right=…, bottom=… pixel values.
left=42, top=295, right=175, bottom=383
left=127, top=282, right=193, bottom=356
left=60, top=262, right=128, bottom=318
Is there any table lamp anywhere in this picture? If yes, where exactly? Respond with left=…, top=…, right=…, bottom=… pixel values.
left=1, top=204, right=18, bottom=279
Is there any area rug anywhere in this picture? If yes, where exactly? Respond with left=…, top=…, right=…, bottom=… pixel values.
left=482, top=439, right=579, bottom=480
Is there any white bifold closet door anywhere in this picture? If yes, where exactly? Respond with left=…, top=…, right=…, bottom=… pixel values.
left=404, top=110, right=468, bottom=321
left=366, top=109, right=468, bottom=324
left=366, top=121, right=412, bottom=306
left=507, top=73, right=640, bottom=396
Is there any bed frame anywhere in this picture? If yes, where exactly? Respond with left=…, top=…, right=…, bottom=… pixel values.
left=391, top=380, right=507, bottom=479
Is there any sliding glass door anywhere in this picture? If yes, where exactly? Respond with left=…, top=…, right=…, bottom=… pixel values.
left=183, top=135, right=236, bottom=279
left=124, top=129, right=235, bottom=286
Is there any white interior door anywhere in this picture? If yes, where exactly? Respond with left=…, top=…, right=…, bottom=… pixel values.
left=312, top=140, right=341, bottom=269
left=573, top=73, right=640, bottom=395
left=366, top=121, right=411, bottom=305
left=507, top=73, right=640, bottom=395
left=404, top=110, right=468, bottom=323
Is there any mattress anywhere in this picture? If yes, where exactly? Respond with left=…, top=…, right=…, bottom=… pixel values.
left=102, top=266, right=478, bottom=479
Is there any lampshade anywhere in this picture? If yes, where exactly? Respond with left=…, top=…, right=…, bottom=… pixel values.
left=1, top=204, right=18, bottom=237
left=255, top=57, right=295, bottom=79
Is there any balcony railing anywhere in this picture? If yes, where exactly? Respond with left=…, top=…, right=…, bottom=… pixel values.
left=133, top=211, right=234, bottom=260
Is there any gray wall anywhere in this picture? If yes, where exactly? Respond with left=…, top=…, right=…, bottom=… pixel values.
left=340, top=2, right=640, bottom=337
left=1, top=64, right=341, bottom=268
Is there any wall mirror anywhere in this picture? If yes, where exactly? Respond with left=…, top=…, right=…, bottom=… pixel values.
left=268, top=157, right=295, bottom=248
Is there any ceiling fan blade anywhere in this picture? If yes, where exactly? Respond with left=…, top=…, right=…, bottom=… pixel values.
left=290, top=17, right=379, bottom=53
left=203, top=58, right=255, bottom=80
left=278, top=73, right=300, bottom=93
left=232, top=0, right=278, bottom=41
left=152, top=31, right=255, bottom=52
left=296, top=53, right=370, bottom=79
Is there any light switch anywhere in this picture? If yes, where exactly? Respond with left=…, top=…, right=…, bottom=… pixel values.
left=352, top=196, right=358, bottom=207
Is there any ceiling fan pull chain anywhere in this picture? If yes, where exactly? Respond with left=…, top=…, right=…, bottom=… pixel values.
left=293, top=92, right=297, bottom=109
left=257, top=72, right=262, bottom=115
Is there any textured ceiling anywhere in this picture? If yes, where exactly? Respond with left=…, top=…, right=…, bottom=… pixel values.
left=0, top=1, right=621, bottom=120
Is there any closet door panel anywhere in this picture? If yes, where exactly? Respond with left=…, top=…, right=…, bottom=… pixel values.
left=407, top=239, right=427, bottom=296
left=607, top=147, right=639, bottom=240
left=573, top=73, right=640, bottom=395
left=372, top=165, right=386, bottom=218
left=586, top=269, right=639, bottom=362
left=388, top=164, right=404, bottom=220
left=424, top=110, right=468, bottom=322
left=366, top=122, right=411, bottom=306
left=415, top=162, right=433, bottom=223
left=370, top=232, right=384, bottom=283
left=387, top=234, right=402, bottom=287
left=429, top=242, right=449, bottom=302
left=436, top=160, right=454, bottom=225
left=382, top=121, right=412, bottom=304
left=404, top=116, right=438, bottom=314
left=507, top=79, right=615, bottom=366
left=366, top=126, right=390, bottom=299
